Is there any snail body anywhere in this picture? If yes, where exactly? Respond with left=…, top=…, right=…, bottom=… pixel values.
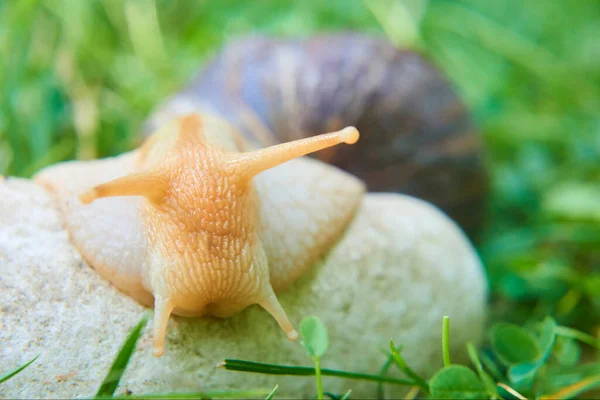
left=35, top=113, right=362, bottom=356
left=33, top=34, right=486, bottom=357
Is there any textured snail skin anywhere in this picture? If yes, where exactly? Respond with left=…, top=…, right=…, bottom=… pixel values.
left=144, top=34, right=487, bottom=238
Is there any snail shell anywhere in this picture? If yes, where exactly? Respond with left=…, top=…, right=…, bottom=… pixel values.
left=144, top=34, right=487, bottom=238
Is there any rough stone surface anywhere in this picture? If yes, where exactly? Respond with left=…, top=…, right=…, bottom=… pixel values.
left=0, top=178, right=487, bottom=399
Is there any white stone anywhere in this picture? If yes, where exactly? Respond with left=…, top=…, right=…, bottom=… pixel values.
left=0, top=178, right=486, bottom=398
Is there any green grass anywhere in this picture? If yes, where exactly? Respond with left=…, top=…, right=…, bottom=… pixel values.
left=0, top=355, right=38, bottom=385
left=1, top=0, right=599, bottom=397
left=68, top=314, right=600, bottom=398
left=220, top=315, right=600, bottom=398
left=96, top=314, right=149, bottom=397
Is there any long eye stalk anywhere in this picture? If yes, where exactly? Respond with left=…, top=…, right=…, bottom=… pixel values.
left=227, top=127, right=359, bottom=179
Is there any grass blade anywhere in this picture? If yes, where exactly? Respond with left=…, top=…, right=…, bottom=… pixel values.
left=540, top=374, right=600, bottom=400
left=376, top=354, right=394, bottom=399
left=265, top=385, right=279, bottom=400
left=388, top=340, right=429, bottom=393
left=95, top=314, right=149, bottom=397
left=466, top=342, right=499, bottom=399
left=109, top=388, right=274, bottom=399
left=219, top=359, right=416, bottom=386
left=554, top=326, right=600, bottom=349
left=0, top=355, right=38, bottom=384
left=404, top=386, right=420, bottom=400
left=497, top=383, right=526, bottom=400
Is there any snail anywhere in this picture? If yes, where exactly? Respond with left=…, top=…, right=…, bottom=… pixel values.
left=33, top=34, right=486, bottom=357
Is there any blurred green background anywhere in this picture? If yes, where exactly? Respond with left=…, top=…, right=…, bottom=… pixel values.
left=1, top=0, right=599, bottom=335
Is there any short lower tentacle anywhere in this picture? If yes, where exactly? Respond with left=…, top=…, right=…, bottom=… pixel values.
left=152, top=297, right=176, bottom=357
left=258, top=288, right=298, bottom=341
